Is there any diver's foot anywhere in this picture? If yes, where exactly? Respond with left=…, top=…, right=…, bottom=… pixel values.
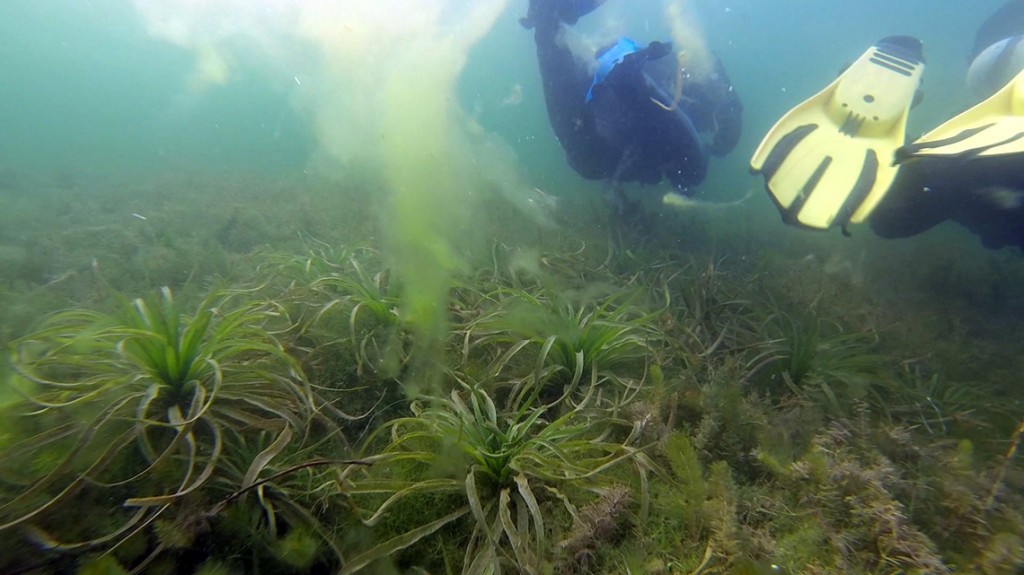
left=520, top=0, right=605, bottom=30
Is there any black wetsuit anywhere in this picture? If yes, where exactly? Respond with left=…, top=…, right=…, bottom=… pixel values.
left=525, top=1, right=742, bottom=195
left=871, top=154, right=1024, bottom=250
left=870, top=1, right=1024, bottom=250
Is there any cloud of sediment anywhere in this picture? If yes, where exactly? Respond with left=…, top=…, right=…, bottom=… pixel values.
left=663, top=0, right=712, bottom=82
left=131, top=0, right=513, bottom=384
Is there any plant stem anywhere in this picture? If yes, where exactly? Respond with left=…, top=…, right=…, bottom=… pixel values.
left=985, top=416, right=1024, bottom=511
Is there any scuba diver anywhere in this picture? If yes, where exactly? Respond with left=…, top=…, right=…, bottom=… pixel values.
left=750, top=0, right=1024, bottom=251
left=521, top=0, right=743, bottom=216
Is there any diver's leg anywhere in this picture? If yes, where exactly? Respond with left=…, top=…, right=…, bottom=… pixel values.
left=605, top=183, right=633, bottom=218
left=868, top=160, right=954, bottom=239
left=520, top=0, right=606, bottom=30
left=604, top=147, right=649, bottom=237
left=525, top=0, right=615, bottom=179
left=604, top=180, right=653, bottom=263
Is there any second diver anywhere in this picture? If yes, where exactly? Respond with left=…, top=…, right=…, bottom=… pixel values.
left=521, top=0, right=743, bottom=216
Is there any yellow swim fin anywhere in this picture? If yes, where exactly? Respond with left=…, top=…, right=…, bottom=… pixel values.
left=896, top=68, right=1024, bottom=161
left=750, top=37, right=925, bottom=230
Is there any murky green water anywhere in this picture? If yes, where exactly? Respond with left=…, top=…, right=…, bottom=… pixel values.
left=1, top=1, right=1022, bottom=573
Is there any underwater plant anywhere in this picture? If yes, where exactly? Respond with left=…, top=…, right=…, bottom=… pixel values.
left=261, top=246, right=410, bottom=380
left=543, top=293, right=661, bottom=382
left=772, top=422, right=953, bottom=573
left=341, top=365, right=653, bottom=574
left=880, top=363, right=983, bottom=435
left=1, top=286, right=331, bottom=562
left=460, top=280, right=666, bottom=402
left=661, top=257, right=757, bottom=357
left=764, top=310, right=895, bottom=417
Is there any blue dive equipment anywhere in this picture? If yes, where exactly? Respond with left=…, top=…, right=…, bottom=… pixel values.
left=586, top=37, right=638, bottom=103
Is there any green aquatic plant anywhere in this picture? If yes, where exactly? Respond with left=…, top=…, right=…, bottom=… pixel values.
left=881, top=364, right=981, bottom=435
left=76, top=554, right=129, bottom=575
left=1, top=286, right=327, bottom=556
left=625, top=430, right=711, bottom=572
left=272, top=526, right=322, bottom=569
left=118, top=426, right=366, bottom=572
left=767, top=311, right=893, bottom=416
left=770, top=422, right=952, bottom=574
left=193, top=559, right=234, bottom=575
left=264, top=247, right=409, bottom=380
left=555, top=485, right=634, bottom=573
left=635, top=257, right=782, bottom=398
left=325, top=258, right=408, bottom=378
left=543, top=294, right=660, bottom=382
left=986, top=416, right=1024, bottom=512
left=455, top=241, right=670, bottom=377
left=343, top=368, right=653, bottom=574
left=975, top=532, right=1024, bottom=574
left=462, top=282, right=665, bottom=399
left=662, top=257, right=757, bottom=357
left=664, top=431, right=706, bottom=524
